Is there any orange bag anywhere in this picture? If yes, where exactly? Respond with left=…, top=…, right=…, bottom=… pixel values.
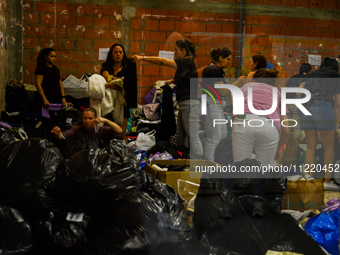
left=282, top=178, right=324, bottom=211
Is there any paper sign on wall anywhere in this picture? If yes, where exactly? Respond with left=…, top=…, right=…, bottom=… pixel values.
left=308, top=54, right=322, bottom=66
left=159, top=50, right=174, bottom=60
left=99, top=48, right=110, bottom=60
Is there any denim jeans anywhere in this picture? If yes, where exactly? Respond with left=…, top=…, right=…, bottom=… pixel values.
left=177, top=99, right=203, bottom=159
left=202, top=97, right=227, bottom=161
left=232, top=114, right=279, bottom=166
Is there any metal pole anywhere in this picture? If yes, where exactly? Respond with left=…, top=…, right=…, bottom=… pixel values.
left=236, top=0, right=244, bottom=77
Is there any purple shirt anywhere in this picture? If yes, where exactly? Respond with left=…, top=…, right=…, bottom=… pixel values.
left=62, top=125, right=123, bottom=144
left=241, top=82, right=287, bottom=131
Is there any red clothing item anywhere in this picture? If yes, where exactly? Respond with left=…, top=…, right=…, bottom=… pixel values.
left=62, top=125, right=123, bottom=145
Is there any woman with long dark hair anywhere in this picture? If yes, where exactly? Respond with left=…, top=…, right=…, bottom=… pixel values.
left=132, top=39, right=202, bottom=158
left=35, top=48, right=66, bottom=107
left=297, top=57, right=340, bottom=190
left=247, top=54, right=267, bottom=79
left=100, top=43, right=130, bottom=140
left=201, top=47, right=232, bottom=161
left=100, top=43, right=128, bottom=83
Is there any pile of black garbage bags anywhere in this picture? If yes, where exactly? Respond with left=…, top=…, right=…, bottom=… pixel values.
left=0, top=134, right=205, bottom=255
left=0, top=130, right=327, bottom=255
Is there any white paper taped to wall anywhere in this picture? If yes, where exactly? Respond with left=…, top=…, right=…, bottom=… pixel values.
left=99, top=48, right=110, bottom=60
left=308, top=54, right=321, bottom=66
left=159, top=50, right=174, bottom=60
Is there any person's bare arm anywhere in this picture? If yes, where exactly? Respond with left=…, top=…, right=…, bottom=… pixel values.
left=232, top=74, right=247, bottom=88
left=35, top=75, right=49, bottom=107
left=214, top=81, right=229, bottom=96
left=95, top=117, right=122, bottom=134
left=51, top=126, right=65, bottom=139
left=274, top=115, right=289, bottom=160
left=295, top=82, right=306, bottom=98
left=101, top=70, right=110, bottom=81
left=59, top=79, right=66, bottom=106
left=131, top=55, right=177, bottom=69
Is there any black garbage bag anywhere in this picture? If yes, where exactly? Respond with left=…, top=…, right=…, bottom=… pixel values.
left=57, top=126, right=126, bottom=159
left=213, top=138, right=233, bottom=166
left=32, top=205, right=91, bottom=255
left=87, top=189, right=204, bottom=255
left=49, top=139, right=141, bottom=210
left=115, top=225, right=207, bottom=255
left=57, top=137, right=104, bottom=159
left=0, top=129, right=16, bottom=152
left=193, top=159, right=287, bottom=240
left=5, top=83, right=34, bottom=112
left=49, top=109, right=82, bottom=131
left=0, top=206, right=34, bottom=254
left=199, top=195, right=325, bottom=255
left=0, top=139, right=63, bottom=216
left=139, top=170, right=184, bottom=217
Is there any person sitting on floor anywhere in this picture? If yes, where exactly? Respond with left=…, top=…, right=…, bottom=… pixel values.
left=51, top=107, right=123, bottom=145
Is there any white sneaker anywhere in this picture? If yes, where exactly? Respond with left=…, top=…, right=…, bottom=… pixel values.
left=323, top=181, right=340, bottom=191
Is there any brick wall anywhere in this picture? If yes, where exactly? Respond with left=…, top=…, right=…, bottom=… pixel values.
left=0, top=0, right=9, bottom=112
left=23, top=2, right=123, bottom=85
left=23, top=1, right=340, bottom=103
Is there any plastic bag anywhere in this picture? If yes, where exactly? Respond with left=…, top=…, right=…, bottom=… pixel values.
left=63, top=74, right=89, bottom=90
left=213, top=138, right=233, bottom=166
left=0, top=206, right=34, bottom=254
left=143, top=103, right=160, bottom=121
left=88, top=74, right=106, bottom=99
left=319, top=198, right=340, bottom=212
left=50, top=139, right=141, bottom=210
left=87, top=172, right=200, bottom=255
left=32, top=206, right=90, bottom=255
left=136, top=130, right=156, bottom=151
left=305, top=208, right=339, bottom=255
left=0, top=139, right=63, bottom=215
left=57, top=136, right=103, bottom=159
left=197, top=195, right=325, bottom=255
left=149, top=151, right=174, bottom=160
left=281, top=178, right=324, bottom=211
left=0, top=129, right=16, bottom=152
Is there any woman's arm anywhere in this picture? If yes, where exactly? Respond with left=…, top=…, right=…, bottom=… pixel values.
left=59, top=79, right=66, bottom=106
left=51, top=126, right=65, bottom=139
left=334, top=94, right=340, bottom=138
left=101, top=70, right=110, bottom=81
left=232, top=74, right=247, bottom=88
left=35, top=75, right=49, bottom=107
left=131, top=55, right=177, bottom=69
left=295, top=82, right=306, bottom=98
left=105, top=83, right=123, bottom=91
left=95, top=117, right=123, bottom=134
left=274, top=115, right=289, bottom=160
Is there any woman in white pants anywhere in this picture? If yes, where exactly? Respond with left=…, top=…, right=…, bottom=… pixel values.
left=232, top=68, right=289, bottom=167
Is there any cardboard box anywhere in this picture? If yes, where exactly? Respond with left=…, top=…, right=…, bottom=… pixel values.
left=144, top=159, right=217, bottom=195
